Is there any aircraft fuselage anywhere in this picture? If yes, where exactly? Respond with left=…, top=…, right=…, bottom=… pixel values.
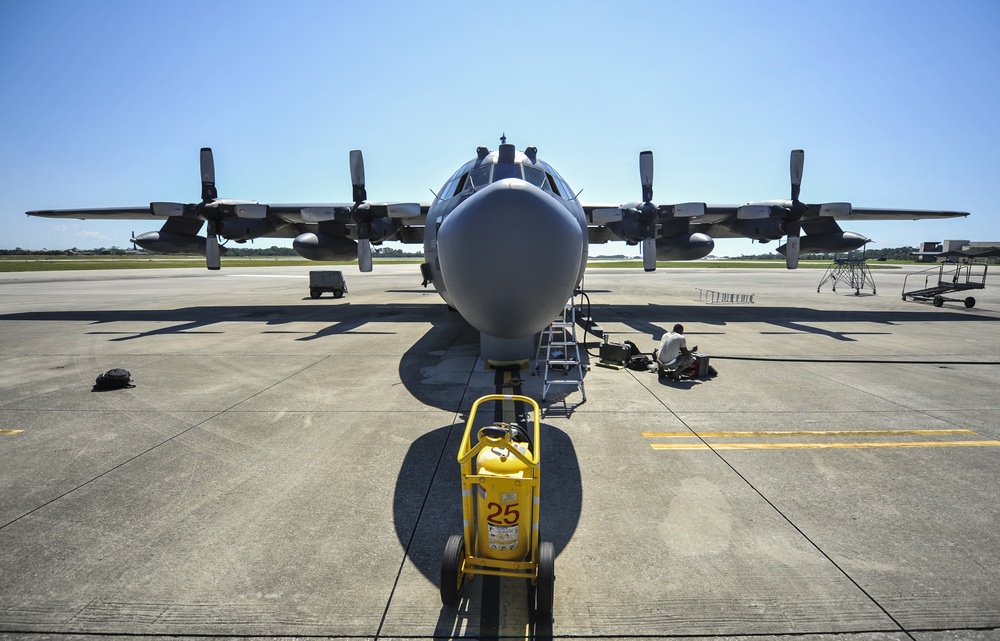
left=422, top=143, right=588, bottom=361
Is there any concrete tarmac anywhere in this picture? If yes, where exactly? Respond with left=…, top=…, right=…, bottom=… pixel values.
left=1, top=263, right=998, bottom=640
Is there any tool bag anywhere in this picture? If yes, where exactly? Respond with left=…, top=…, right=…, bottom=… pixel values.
left=94, top=368, right=134, bottom=390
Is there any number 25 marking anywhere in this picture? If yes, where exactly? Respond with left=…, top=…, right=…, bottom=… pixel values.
left=486, top=502, right=519, bottom=525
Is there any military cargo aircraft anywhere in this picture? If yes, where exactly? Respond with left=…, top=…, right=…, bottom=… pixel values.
left=27, top=139, right=968, bottom=361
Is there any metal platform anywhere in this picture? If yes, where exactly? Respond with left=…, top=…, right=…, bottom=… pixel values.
left=817, top=257, right=877, bottom=295
left=902, top=262, right=987, bottom=308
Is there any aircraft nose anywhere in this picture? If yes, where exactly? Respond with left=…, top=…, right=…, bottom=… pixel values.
left=437, top=179, right=585, bottom=340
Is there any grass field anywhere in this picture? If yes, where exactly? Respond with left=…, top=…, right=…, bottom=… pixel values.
left=0, top=255, right=907, bottom=272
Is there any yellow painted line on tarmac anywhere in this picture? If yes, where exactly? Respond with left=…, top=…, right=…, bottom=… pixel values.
left=1, top=430, right=24, bottom=436
left=642, top=429, right=978, bottom=438
left=651, top=440, right=1000, bottom=451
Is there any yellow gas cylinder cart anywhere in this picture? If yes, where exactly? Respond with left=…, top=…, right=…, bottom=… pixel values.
left=440, top=394, right=555, bottom=615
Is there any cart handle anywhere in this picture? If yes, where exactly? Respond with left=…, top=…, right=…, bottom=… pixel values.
left=457, top=394, right=541, bottom=465
left=458, top=430, right=535, bottom=468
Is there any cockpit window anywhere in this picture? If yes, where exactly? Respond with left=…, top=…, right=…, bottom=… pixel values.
left=435, top=154, right=574, bottom=201
left=523, top=166, right=549, bottom=191
left=468, top=164, right=492, bottom=191
left=492, top=164, right=522, bottom=181
left=545, top=172, right=561, bottom=197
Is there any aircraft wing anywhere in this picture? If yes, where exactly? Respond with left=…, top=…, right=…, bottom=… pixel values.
left=27, top=202, right=430, bottom=244
left=686, top=204, right=969, bottom=224
left=583, top=202, right=968, bottom=240
left=806, top=206, right=970, bottom=221
left=28, top=202, right=430, bottom=223
left=27, top=206, right=169, bottom=220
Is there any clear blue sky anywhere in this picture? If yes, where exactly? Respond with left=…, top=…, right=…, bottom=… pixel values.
left=2, top=0, right=997, bottom=256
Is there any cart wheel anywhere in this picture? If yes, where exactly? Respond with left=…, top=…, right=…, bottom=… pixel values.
left=965, top=297, right=976, bottom=308
left=310, top=289, right=321, bottom=299
left=933, top=295, right=944, bottom=307
left=440, top=534, right=465, bottom=606
left=333, top=290, right=344, bottom=299
left=533, top=541, right=555, bottom=616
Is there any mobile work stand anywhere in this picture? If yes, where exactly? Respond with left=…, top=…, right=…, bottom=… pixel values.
left=440, top=394, right=555, bottom=616
left=817, top=257, right=876, bottom=295
left=902, top=263, right=987, bottom=308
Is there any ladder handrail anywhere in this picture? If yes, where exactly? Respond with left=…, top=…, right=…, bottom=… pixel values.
left=536, top=295, right=586, bottom=401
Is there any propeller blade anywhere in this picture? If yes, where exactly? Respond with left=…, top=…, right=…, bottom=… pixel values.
left=639, top=150, right=654, bottom=203
left=784, top=236, right=800, bottom=269
left=358, top=237, right=373, bottom=272
left=350, top=150, right=367, bottom=203
left=642, top=237, right=657, bottom=272
left=206, top=233, right=221, bottom=270
left=790, top=149, right=804, bottom=202
left=200, top=148, right=217, bottom=202
left=784, top=221, right=801, bottom=270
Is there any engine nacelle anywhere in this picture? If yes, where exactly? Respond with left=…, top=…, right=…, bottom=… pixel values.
left=293, top=232, right=358, bottom=261
left=778, top=231, right=870, bottom=255
left=656, top=232, right=715, bottom=261
left=132, top=231, right=225, bottom=256
left=723, top=217, right=786, bottom=242
left=218, top=217, right=283, bottom=242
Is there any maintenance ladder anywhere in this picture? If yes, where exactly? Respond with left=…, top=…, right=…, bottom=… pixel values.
left=535, top=299, right=586, bottom=402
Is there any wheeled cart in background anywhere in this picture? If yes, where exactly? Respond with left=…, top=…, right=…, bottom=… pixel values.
left=308, top=270, right=348, bottom=299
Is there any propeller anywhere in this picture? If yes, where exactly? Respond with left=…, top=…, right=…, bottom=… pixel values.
left=783, top=149, right=807, bottom=269
left=199, top=148, right=223, bottom=270
left=637, top=150, right=658, bottom=272
left=148, top=148, right=269, bottom=270
left=349, top=150, right=374, bottom=272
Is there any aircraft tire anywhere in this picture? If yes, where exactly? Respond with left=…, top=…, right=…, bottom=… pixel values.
left=965, top=297, right=976, bottom=308
left=440, top=534, right=465, bottom=606
left=534, top=541, right=555, bottom=616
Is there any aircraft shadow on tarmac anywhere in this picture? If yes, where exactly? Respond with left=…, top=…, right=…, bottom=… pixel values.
left=4, top=301, right=997, bottom=403
left=600, top=303, right=999, bottom=343
left=4, top=300, right=993, bottom=344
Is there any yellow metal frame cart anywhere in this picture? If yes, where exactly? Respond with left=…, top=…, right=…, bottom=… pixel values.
left=440, top=394, right=555, bottom=615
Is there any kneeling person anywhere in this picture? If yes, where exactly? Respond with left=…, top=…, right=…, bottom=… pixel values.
left=656, top=324, right=696, bottom=380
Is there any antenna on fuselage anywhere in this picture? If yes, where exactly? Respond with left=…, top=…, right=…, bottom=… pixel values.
left=500, top=133, right=507, bottom=144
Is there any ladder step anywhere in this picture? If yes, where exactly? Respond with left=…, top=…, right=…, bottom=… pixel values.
left=547, top=360, right=579, bottom=366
